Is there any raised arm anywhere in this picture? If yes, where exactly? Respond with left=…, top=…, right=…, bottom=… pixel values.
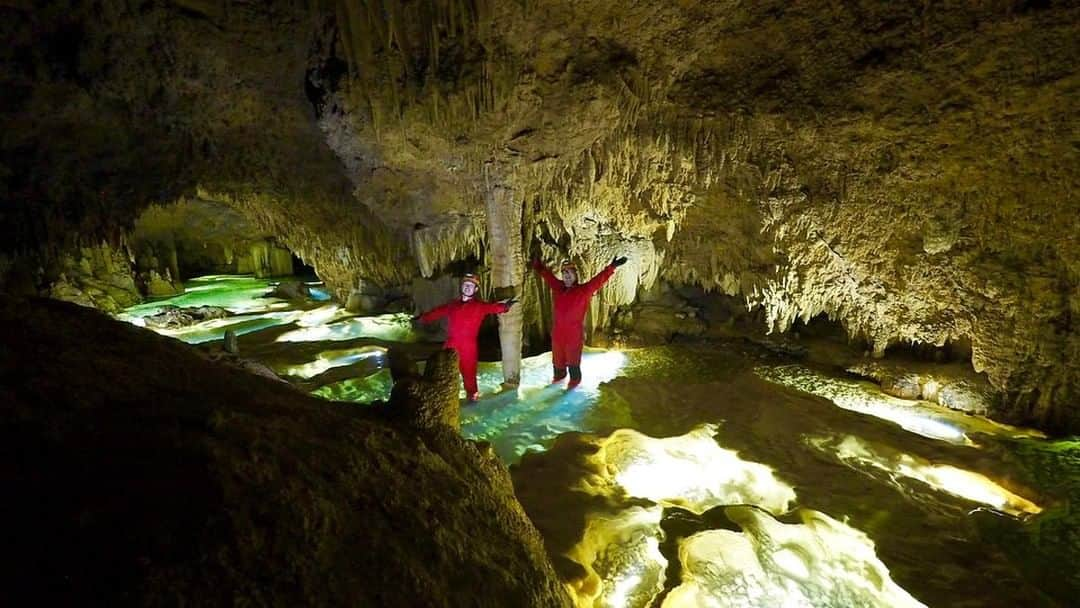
left=532, top=259, right=563, bottom=291
left=418, top=301, right=453, bottom=323
left=582, top=264, right=616, bottom=295
left=583, top=256, right=627, bottom=295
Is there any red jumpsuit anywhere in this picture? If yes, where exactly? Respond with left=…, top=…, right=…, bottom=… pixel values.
left=535, top=262, right=616, bottom=375
left=418, top=297, right=509, bottom=398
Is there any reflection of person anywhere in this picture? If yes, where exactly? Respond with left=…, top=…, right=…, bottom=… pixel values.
left=415, top=274, right=516, bottom=402
left=532, top=256, right=628, bottom=387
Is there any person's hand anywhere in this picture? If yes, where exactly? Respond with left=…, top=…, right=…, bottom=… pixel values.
left=612, top=256, right=628, bottom=267
left=500, top=297, right=518, bottom=308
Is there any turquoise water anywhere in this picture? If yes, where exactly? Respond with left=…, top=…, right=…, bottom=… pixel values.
left=117, top=275, right=299, bottom=344
left=120, top=275, right=283, bottom=315
left=117, top=275, right=414, bottom=345
left=119, top=280, right=1079, bottom=607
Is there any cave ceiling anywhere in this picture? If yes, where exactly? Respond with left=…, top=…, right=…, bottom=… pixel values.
left=0, top=0, right=1077, bottom=428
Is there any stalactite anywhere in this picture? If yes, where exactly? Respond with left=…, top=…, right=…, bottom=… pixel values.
left=409, top=214, right=487, bottom=278
left=332, top=0, right=500, bottom=138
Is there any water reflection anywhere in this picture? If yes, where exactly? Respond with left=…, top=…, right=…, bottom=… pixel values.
left=756, top=364, right=1044, bottom=445
left=807, top=434, right=1041, bottom=516
left=117, top=281, right=1077, bottom=607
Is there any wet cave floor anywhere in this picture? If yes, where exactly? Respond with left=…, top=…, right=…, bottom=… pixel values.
left=120, top=275, right=1079, bottom=608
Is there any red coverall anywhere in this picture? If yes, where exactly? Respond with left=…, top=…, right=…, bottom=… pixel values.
left=418, top=298, right=509, bottom=397
left=534, top=262, right=616, bottom=377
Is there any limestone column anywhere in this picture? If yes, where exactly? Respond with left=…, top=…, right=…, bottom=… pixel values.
left=484, top=180, right=524, bottom=386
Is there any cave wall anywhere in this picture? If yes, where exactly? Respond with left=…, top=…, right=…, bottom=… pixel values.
left=310, top=0, right=1078, bottom=431
left=0, top=0, right=413, bottom=302
left=47, top=241, right=143, bottom=313
left=1, top=1, right=1076, bottom=430
left=132, top=198, right=297, bottom=288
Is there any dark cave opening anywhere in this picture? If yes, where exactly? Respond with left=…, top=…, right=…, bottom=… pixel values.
left=291, top=253, right=318, bottom=281
left=883, top=337, right=974, bottom=365
left=304, top=54, right=348, bottom=118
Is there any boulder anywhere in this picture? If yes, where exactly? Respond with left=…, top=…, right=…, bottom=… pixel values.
left=145, top=269, right=184, bottom=297
left=267, top=279, right=310, bottom=301
left=144, top=305, right=232, bottom=329
left=0, top=296, right=571, bottom=607
left=847, top=360, right=996, bottom=415
left=388, top=348, right=461, bottom=433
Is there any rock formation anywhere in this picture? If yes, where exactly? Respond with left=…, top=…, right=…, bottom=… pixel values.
left=313, top=0, right=1079, bottom=431
left=0, top=296, right=570, bottom=607
left=144, top=304, right=231, bottom=329
left=267, top=279, right=312, bottom=301
left=46, top=242, right=143, bottom=313
left=133, top=199, right=298, bottom=281
left=0, top=1, right=1076, bottom=431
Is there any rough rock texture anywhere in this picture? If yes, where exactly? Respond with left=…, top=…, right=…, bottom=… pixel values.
left=847, top=360, right=998, bottom=415
left=0, top=296, right=570, bottom=607
left=133, top=199, right=297, bottom=280
left=46, top=242, right=142, bottom=313
left=608, top=281, right=709, bottom=345
left=0, top=0, right=411, bottom=299
left=267, top=279, right=312, bottom=301
left=144, top=304, right=232, bottom=329
left=1, top=1, right=1076, bottom=431
left=313, top=0, right=1078, bottom=431
left=388, top=347, right=462, bottom=432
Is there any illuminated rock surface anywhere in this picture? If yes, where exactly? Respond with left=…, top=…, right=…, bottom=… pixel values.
left=509, top=346, right=1075, bottom=607
left=132, top=198, right=297, bottom=280
left=118, top=286, right=1079, bottom=606
left=1, top=1, right=1075, bottom=432
left=662, top=507, right=926, bottom=608
left=116, top=275, right=307, bottom=344
left=1, top=1, right=1078, bottom=604
left=0, top=296, right=570, bottom=607
left=513, top=425, right=925, bottom=608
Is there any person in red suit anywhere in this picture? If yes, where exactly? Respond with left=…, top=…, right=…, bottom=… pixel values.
left=532, top=256, right=628, bottom=387
left=416, top=273, right=516, bottom=402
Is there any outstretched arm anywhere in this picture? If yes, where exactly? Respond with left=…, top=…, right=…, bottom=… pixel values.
left=532, top=259, right=563, bottom=291
left=582, top=264, right=617, bottom=295
left=481, top=297, right=516, bottom=315
left=418, top=302, right=452, bottom=323
left=583, top=257, right=626, bottom=295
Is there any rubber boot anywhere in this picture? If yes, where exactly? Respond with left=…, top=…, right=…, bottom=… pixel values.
left=567, top=365, right=582, bottom=389
left=552, top=366, right=567, bottom=383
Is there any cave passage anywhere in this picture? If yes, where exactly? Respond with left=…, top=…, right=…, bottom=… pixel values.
left=7, top=1, right=1077, bottom=605
left=118, top=274, right=346, bottom=343
left=119, top=282, right=1079, bottom=608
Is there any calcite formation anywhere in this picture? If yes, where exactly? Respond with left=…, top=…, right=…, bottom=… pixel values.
left=0, top=1, right=1076, bottom=430
left=133, top=199, right=298, bottom=280
left=47, top=242, right=143, bottom=314
left=312, top=0, right=1080, bottom=431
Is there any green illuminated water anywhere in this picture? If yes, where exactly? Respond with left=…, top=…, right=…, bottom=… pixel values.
left=117, top=275, right=299, bottom=343
left=117, top=275, right=415, bottom=345
left=121, top=274, right=301, bottom=316
left=119, top=283, right=1079, bottom=607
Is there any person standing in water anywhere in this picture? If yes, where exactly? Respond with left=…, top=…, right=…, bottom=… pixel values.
left=531, top=256, right=628, bottom=388
left=416, top=273, right=516, bottom=402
